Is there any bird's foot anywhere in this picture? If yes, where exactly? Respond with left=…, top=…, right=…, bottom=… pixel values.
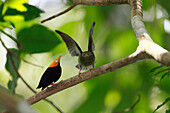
left=78, top=69, right=82, bottom=77
left=50, top=82, right=54, bottom=86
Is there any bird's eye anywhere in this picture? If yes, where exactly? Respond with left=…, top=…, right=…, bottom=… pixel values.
left=55, top=60, right=58, bottom=62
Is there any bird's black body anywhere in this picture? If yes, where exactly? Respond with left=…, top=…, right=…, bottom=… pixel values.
left=37, top=62, right=61, bottom=90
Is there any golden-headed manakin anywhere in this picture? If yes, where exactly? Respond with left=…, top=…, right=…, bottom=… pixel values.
left=36, top=56, right=62, bottom=90
left=55, top=22, right=96, bottom=75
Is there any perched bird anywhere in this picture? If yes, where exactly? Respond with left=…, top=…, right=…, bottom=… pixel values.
left=36, top=56, right=62, bottom=90
left=55, top=22, right=96, bottom=75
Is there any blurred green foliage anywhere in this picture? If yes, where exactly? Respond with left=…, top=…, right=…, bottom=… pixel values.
left=0, top=0, right=170, bottom=113
left=5, top=49, right=20, bottom=93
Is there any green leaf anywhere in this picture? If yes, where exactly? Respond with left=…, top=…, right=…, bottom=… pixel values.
left=17, top=24, right=61, bottom=53
left=4, top=6, right=21, bottom=16
left=22, top=3, right=44, bottom=21
left=4, top=3, right=43, bottom=21
left=153, top=97, right=170, bottom=113
left=5, top=49, right=21, bottom=93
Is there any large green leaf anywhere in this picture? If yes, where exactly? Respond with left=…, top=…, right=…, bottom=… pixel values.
left=17, top=24, right=61, bottom=53
left=5, top=49, right=21, bottom=93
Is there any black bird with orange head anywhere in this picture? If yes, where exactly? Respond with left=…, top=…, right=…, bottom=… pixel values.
left=36, top=56, right=62, bottom=90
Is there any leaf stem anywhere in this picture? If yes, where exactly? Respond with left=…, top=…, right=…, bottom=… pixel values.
left=0, top=29, right=18, bottom=44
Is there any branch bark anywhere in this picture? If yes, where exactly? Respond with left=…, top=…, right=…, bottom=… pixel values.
left=27, top=52, right=150, bottom=104
left=72, top=0, right=129, bottom=5
left=130, top=0, right=170, bottom=66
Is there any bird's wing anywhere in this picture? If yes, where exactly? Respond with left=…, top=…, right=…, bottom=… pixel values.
left=55, top=30, right=82, bottom=56
left=88, top=21, right=95, bottom=52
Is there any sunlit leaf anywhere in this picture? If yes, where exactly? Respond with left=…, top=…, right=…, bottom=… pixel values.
left=5, top=49, right=21, bottom=93
left=4, top=3, right=43, bottom=21
left=17, top=24, right=61, bottom=53
left=153, top=97, right=170, bottom=113
left=4, top=0, right=27, bottom=12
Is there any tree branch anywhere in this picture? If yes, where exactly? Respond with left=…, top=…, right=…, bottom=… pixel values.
left=41, top=0, right=129, bottom=23
left=26, top=52, right=150, bottom=105
left=72, top=0, right=129, bottom=5
left=130, top=0, right=170, bottom=66
left=41, top=4, right=77, bottom=23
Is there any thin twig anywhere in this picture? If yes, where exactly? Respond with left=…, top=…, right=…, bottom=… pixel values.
left=114, top=95, right=141, bottom=113
left=45, top=98, right=64, bottom=113
left=9, top=51, right=43, bottom=68
left=0, top=29, right=18, bottom=44
left=0, top=38, right=64, bottom=113
left=41, top=4, right=76, bottom=23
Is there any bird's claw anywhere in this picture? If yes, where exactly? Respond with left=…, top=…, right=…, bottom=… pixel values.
left=78, top=69, right=81, bottom=77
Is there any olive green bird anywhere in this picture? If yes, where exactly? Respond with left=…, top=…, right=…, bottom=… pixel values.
left=55, top=22, right=96, bottom=75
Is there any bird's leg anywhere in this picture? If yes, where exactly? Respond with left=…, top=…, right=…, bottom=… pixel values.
left=92, top=63, right=95, bottom=69
left=90, top=64, right=95, bottom=71
left=50, top=82, right=54, bottom=86
left=78, top=69, right=81, bottom=76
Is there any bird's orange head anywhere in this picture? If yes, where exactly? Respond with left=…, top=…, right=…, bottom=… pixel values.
left=48, top=56, right=61, bottom=68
